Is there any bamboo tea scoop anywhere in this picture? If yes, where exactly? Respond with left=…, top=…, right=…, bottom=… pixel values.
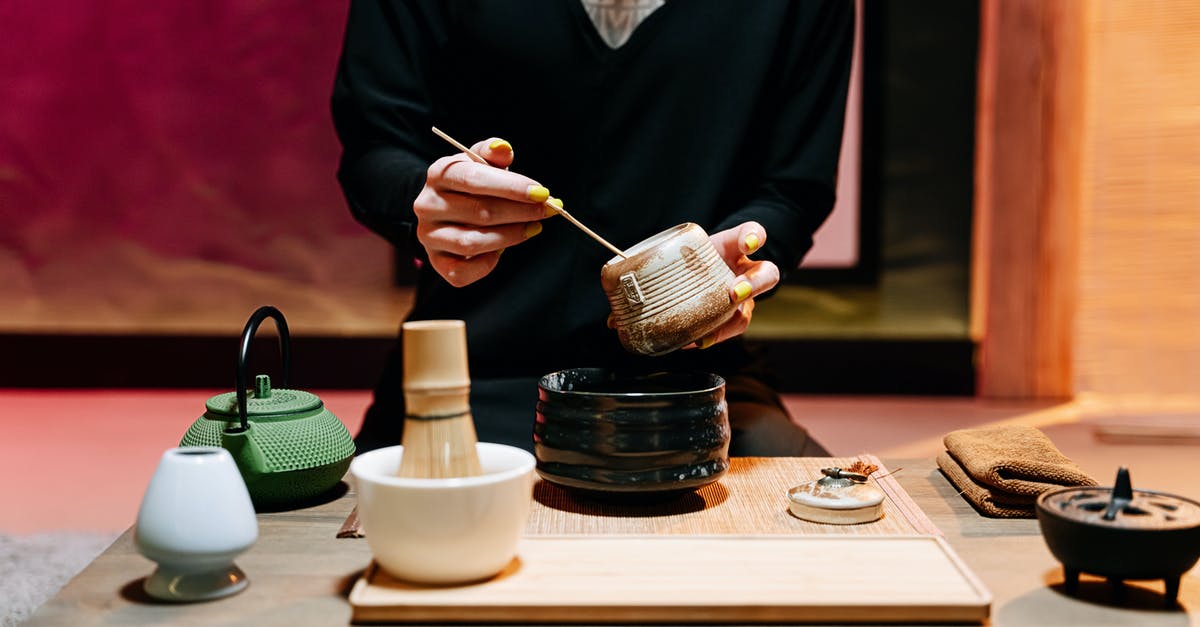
left=397, top=320, right=482, bottom=478
left=431, top=127, right=627, bottom=259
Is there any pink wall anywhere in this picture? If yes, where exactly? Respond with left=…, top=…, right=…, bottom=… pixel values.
left=802, top=0, right=862, bottom=269
left=0, top=1, right=861, bottom=335
left=0, top=1, right=398, bottom=334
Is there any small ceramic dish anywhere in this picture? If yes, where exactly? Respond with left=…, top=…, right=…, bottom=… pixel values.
left=787, top=468, right=885, bottom=525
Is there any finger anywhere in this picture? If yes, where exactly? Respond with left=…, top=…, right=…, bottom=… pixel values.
left=709, top=221, right=767, bottom=263
left=427, top=155, right=551, bottom=203
left=427, top=249, right=504, bottom=288
left=471, top=137, right=515, bottom=169
left=424, top=190, right=553, bottom=226
left=728, top=260, right=780, bottom=304
left=690, top=300, right=755, bottom=350
left=419, top=221, right=544, bottom=258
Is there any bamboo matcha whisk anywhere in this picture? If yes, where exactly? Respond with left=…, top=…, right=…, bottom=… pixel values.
left=397, top=320, right=483, bottom=478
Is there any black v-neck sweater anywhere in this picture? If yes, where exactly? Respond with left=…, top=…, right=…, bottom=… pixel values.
left=332, top=0, right=853, bottom=381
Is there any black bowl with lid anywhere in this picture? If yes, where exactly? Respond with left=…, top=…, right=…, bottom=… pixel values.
left=1035, top=467, right=1200, bottom=604
left=533, top=368, right=730, bottom=502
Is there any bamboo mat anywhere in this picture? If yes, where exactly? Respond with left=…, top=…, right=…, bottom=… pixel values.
left=526, top=455, right=938, bottom=536
left=340, top=456, right=940, bottom=538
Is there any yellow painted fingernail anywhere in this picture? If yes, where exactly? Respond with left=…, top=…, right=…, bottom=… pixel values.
left=698, top=335, right=717, bottom=350
left=488, top=139, right=512, bottom=151
left=527, top=185, right=550, bottom=203
left=734, top=281, right=753, bottom=303
left=745, top=233, right=760, bottom=253
left=524, top=222, right=543, bottom=239
left=545, top=197, right=563, bottom=217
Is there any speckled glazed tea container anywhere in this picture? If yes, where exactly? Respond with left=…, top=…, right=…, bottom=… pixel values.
left=534, top=368, right=730, bottom=502
left=601, top=223, right=737, bottom=356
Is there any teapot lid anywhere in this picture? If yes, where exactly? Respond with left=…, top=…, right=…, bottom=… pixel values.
left=205, top=374, right=322, bottom=418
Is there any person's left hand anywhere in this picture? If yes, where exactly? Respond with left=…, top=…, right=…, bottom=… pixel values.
left=686, top=221, right=779, bottom=349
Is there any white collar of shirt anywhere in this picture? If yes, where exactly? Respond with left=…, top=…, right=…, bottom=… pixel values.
left=580, top=0, right=666, bottom=49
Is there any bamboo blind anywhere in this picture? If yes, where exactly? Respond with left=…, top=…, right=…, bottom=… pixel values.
left=1075, top=1, right=1200, bottom=405
left=974, top=0, right=1200, bottom=403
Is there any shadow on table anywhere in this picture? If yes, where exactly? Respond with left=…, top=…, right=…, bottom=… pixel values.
left=118, top=578, right=161, bottom=605
left=995, top=568, right=1192, bottom=626
left=533, top=480, right=729, bottom=517
left=254, top=481, right=350, bottom=513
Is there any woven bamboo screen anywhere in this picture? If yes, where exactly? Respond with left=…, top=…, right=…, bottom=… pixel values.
left=975, top=0, right=1200, bottom=404
left=1076, top=1, right=1200, bottom=405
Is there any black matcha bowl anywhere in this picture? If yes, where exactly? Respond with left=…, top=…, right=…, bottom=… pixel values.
left=534, top=368, right=730, bottom=502
left=1035, top=467, right=1200, bottom=605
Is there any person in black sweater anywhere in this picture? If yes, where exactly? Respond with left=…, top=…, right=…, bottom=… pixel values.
left=332, top=1, right=854, bottom=455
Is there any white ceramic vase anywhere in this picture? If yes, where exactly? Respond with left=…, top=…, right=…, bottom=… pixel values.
left=134, top=446, right=258, bottom=601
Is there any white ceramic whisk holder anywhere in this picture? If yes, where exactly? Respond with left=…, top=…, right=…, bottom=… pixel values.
left=134, top=447, right=258, bottom=602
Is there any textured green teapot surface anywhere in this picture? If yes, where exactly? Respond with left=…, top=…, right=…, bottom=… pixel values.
left=184, top=374, right=352, bottom=471
left=180, top=374, right=355, bottom=506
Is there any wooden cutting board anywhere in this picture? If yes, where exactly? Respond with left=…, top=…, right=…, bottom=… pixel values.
left=349, top=535, right=991, bottom=624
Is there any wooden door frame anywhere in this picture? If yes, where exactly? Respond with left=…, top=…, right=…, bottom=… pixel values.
left=972, top=0, right=1087, bottom=399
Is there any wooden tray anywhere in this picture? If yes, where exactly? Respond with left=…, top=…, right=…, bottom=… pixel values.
left=349, top=535, right=991, bottom=624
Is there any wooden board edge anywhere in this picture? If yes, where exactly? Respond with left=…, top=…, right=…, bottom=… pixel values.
left=349, top=536, right=992, bottom=624
left=931, top=535, right=994, bottom=615
left=353, top=603, right=989, bottom=624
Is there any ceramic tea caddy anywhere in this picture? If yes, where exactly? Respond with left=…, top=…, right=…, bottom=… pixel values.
left=180, top=306, right=355, bottom=508
left=601, top=222, right=738, bottom=356
left=1036, top=467, right=1200, bottom=604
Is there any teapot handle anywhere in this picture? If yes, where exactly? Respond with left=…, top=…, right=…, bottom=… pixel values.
left=234, top=306, right=291, bottom=432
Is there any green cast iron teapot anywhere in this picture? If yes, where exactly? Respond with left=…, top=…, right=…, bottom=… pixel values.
left=180, top=306, right=355, bottom=508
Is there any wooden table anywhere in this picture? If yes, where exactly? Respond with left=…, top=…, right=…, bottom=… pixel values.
left=28, top=458, right=1199, bottom=626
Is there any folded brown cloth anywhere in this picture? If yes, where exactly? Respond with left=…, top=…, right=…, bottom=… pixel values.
left=938, top=425, right=1098, bottom=518
left=938, top=451, right=1038, bottom=518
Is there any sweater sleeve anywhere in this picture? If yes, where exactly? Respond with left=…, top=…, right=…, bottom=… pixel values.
left=330, top=0, right=446, bottom=248
left=714, top=0, right=855, bottom=281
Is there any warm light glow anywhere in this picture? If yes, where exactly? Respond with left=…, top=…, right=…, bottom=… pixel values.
left=1075, top=1, right=1200, bottom=404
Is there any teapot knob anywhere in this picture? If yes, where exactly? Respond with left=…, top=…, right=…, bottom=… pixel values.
left=255, top=374, right=272, bottom=399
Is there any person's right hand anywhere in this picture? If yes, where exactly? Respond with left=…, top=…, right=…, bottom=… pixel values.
left=414, top=138, right=556, bottom=286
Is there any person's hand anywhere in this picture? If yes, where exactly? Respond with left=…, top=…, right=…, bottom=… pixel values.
left=687, top=221, right=779, bottom=349
left=414, top=138, right=557, bottom=286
